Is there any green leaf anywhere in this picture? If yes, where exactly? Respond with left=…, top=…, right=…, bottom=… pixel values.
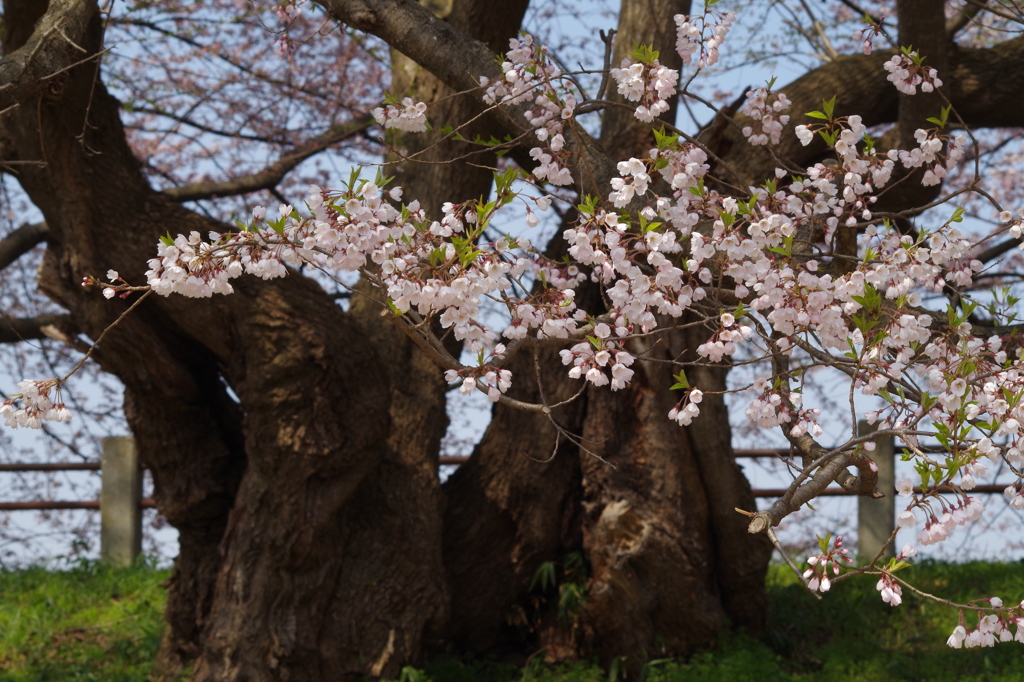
left=821, top=95, right=837, bottom=119
left=688, top=178, right=706, bottom=198
left=804, top=110, right=828, bottom=120
left=577, top=194, right=599, bottom=216
left=346, top=166, right=362, bottom=193
left=628, top=43, right=660, bottom=63
left=399, top=666, right=426, bottom=682
left=530, top=561, right=557, bottom=592
left=458, top=248, right=481, bottom=268
left=653, top=126, right=678, bottom=149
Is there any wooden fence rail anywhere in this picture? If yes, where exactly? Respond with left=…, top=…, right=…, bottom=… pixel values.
left=2, top=429, right=1018, bottom=565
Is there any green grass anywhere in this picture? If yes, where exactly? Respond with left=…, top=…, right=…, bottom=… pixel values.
left=389, top=559, right=1024, bottom=682
left=0, top=560, right=170, bottom=681
left=1, top=560, right=1021, bottom=681
left=757, top=558, right=1024, bottom=682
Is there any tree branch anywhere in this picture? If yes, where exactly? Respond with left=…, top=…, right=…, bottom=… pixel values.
left=0, top=222, right=48, bottom=271
left=973, top=236, right=1020, bottom=265
left=746, top=434, right=881, bottom=534
left=0, top=0, right=97, bottom=113
left=316, top=0, right=619, bottom=197
left=0, top=313, right=77, bottom=344
left=130, top=105, right=279, bottom=144
left=163, top=114, right=375, bottom=202
left=836, top=0, right=886, bottom=28
left=714, top=34, right=1024, bottom=186
left=946, top=0, right=989, bottom=38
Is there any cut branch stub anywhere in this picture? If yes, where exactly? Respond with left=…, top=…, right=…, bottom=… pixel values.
left=746, top=511, right=771, bottom=535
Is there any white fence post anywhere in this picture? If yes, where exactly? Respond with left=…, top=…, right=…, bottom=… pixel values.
left=856, top=420, right=895, bottom=562
left=101, top=436, right=142, bottom=566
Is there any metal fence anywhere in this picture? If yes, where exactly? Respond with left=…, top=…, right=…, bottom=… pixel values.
left=2, top=430, right=1017, bottom=566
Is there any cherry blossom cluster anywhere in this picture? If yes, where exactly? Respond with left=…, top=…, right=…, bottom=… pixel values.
left=274, top=1, right=303, bottom=23
left=609, top=54, right=679, bottom=123
left=802, top=535, right=853, bottom=593
left=674, top=7, right=736, bottom=68
left=0, top=380, right=72, bottom=429
left=369, top=199, right=573, bottom=356
left=133, top=65, right=1016, bottom=470
left=608, top=158, right=651, bottom=208
left=537, top=106, right=994, bottom=434
left=484, top=34, right=577, bottom=186
left=876, top=572, right=903, bottom=606
left=696, top=312, right=753, bottom=362
left=868, top=327, right=1024, bottom=508
left=916, top=497, right=985, bottom=546
left=445, top=366, right=513, bottom=402
left=1004, top=484, right=1024, bottom=511
left=947, top=599, right=1024, bottom=648
left=898, top=128, right=967, bottom=186
left=372, top=97, right=429, bottom=133
left=668, top=388, right=703, bottom=426
left=793, top=115, right=896, bottom=217
left=740, top=86, right=792, bottom=146
left=500, top=290, right=580, bottom=340
left=872, top=545, right=916, bottom=607
left=883, top=50, right=943, bottom=95
left=851, top=16, right=887, bottom=55
left=146, top=213, right=296, bottom=298
left=558, top=324, right=635, bottom=390
left=651, top=141, right=710, bottom=201
left=744, top=387, right=820, bottom=435
left=63, top=29, right=1024, bottom=585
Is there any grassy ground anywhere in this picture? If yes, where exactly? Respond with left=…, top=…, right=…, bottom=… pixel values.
left=392, top=559, right=1024, bottom=682
left=0, top=561, right=171, bottom=681
left=0, top=560, right=1021, bottom=681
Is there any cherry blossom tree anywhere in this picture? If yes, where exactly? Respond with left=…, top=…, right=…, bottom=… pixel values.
left=2, top=0, right=1024, bottom=679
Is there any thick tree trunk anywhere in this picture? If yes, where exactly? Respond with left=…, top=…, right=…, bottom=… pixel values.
left=0, top=5, right=450, bottom=679
left=576, top=350, right=725, bottom=664
left=123, top=370, right=247, bottom=675
left=441, top=2, right=772, bottom=673
left=442, top=345, right=587, bottom=656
